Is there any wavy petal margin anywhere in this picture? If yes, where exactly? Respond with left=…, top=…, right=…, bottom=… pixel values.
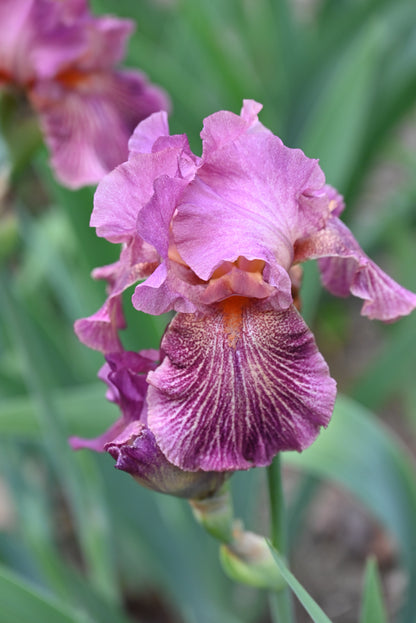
left=147, top=301, right=336, bottom=471
left=295, top=218, right=416, bottom=321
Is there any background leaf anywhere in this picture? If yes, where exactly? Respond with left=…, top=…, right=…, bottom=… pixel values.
left=360, top=558, right=388, bottom=623
left=268, top=546, right=333, bottom=623
left=285, top=394, right=416, bottom=623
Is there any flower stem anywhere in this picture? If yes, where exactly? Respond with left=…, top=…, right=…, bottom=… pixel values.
left=267, top=455, right=294, bottom=623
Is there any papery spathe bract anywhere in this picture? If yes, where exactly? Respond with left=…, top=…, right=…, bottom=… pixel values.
left=75, top=100, right=416, bottom=474
left=0, top=0, right=169, bottom=188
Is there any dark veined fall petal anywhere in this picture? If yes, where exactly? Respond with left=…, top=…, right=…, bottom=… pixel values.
left=147, top=300, right=336, bottom=472
left=70, top=350, right=226, bottom=499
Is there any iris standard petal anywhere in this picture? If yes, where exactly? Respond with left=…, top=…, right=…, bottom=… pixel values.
left=173, top=125, right=326, bottom=285
left=91, top=142, right=182, bottom=242
left=147, top=300, right=336, bottom=472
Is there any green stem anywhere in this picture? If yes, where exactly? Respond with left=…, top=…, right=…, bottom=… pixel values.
left=267, top=455, right=295, bottom=623
left=267, top=454, right=286, bottom=551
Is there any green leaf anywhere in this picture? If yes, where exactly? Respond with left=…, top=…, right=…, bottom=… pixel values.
left=0, top=383, right=116, bottom=438
left=285, top=394, right=416, bottom=623
left=268, top=546, right=333, bottom=623
left=360, top=558, right=388, bottom=623
left=299, top=19, right=384, bottom=191
left=0, top=565, right=89, bottom=623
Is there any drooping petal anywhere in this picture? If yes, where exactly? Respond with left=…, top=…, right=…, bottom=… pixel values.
left=69, top=350, right=158, bottom=450
left=74, top=296, right=124, bottom=353
left=147, top=300, right=336, bottom=471
left=74, top=238, right=158, bottom=351
left=295, top=217, right=416, bottom=321
left=31, top=70, right=169, bottom=189
left=106, top=422, right=227, bottom=499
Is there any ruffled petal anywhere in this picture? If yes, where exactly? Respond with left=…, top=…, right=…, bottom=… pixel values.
left=173, top=113, right=327, bottom=286
left=91, top=140, right=182, bottom=242
left=295, top=217, right=416, bottom=321
left=32, top=70, right=169, bottom=189
left=69, top=350, right=157, bottom=450
left=200, top=99, right=270, bottom=156
left=132, top=262, right=200, bottom=315
left=74, top=16, right=134, bottom=71
left=75, top=239, right=158, bottom=351
left=74, top=296, right=124, bottom=353
left=106, top=422, right=227, bottom=499
left=147, top=301, right=336, bottom=471
left=128, top=111, right=170, bottom=155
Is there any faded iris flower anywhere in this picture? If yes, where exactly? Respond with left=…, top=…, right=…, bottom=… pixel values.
left=0, top=0, right=168, bottom=188
left=74, top=100, right=416, bottom=479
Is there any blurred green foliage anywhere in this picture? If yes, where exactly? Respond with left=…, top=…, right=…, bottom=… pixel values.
left=1, top=0, right=416, bottom=621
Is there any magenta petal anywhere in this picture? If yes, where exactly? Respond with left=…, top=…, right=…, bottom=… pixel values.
left=75, top=16, right=134, bottom=71
left=137, top=176, right=190, bottom=257
left=173, top=127, right=326, bottom=285
left=200, top=99, right=269, bottom=156
left=74, top=297, right=124, bottom=353
left=69, top=416, right=126, bottom=452
left=75, top=238, right=158, bottom=352
left=128, top=111, right=170, bottom=155
left=132, top=262, right=199, bottom=315
left=70, top=350, right=157, bottom=451
left=106, top=424, right=226, bottom=498
left=33, top=70, right=168, bottom=189
left=295, top=218, right=416, bottom=321
left=147, top=302, right=336, bottom=471
left=92, top=142, right=183, bottom=242
left=0, top=0, right=87, bottom=84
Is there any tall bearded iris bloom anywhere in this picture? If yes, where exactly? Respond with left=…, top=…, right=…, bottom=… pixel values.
left=0, top=0, right=168, bottom=188
left=74, top=100, right=416, bottom=479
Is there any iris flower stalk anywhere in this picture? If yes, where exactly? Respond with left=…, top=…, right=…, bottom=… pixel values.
left=0, top=0, right=168, bottom=188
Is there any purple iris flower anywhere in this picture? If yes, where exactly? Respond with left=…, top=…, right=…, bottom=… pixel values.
left=0, top=0, right=169, bottom=188
left=74, top=100, right=416, bottom=478
left=70, top=349, right=227, bottom=498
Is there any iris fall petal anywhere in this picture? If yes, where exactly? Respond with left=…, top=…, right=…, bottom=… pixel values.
left=147, top=300, right=336, bottom=472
